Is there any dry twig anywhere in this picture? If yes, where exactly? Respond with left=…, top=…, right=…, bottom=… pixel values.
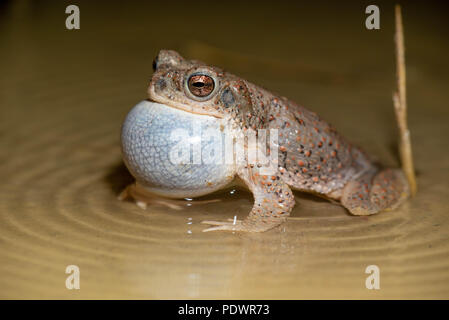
left=393, top=4, right=417, bottom=196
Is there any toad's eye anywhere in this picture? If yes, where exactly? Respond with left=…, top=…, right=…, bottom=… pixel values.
left=187, top=74, right=215, bottom=98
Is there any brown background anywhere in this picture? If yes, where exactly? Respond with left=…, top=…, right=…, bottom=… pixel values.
left=0, top=0, right=448, bottom=299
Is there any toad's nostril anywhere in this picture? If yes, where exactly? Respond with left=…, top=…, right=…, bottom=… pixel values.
left=152, top=57, right=158, bottom=71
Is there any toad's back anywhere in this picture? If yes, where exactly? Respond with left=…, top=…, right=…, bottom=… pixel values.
left=242, top=82, right=375, bottom=196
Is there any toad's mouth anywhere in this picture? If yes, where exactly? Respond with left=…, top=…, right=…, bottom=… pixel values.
left=148, top=86, right=223, bottom=119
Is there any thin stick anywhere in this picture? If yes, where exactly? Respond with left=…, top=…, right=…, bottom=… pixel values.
left=393, top=4, right=417, bottom=196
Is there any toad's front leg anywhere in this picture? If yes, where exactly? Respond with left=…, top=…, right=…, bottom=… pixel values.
left=202, top=165, right=295, bottom=233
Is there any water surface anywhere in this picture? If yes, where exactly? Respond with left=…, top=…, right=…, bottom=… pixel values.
left=0, top=1, right=448, bottom=299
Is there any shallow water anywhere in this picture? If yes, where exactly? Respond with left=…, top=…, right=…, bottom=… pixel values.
left=0, top=1, right=448, bottom=299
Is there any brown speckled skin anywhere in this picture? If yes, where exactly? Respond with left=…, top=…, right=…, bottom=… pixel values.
left=147, top=50, right=409, bottom=232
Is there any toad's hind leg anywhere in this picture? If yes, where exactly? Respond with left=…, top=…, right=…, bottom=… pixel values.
left=341, top=168, right=409, bottom=216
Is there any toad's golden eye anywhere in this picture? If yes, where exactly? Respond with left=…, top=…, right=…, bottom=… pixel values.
left=187, top=74, right=215, bottom=98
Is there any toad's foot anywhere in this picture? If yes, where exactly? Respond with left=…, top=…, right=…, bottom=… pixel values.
left=119, top=182, right=220, bottom=211
left=119, top=183, right=183, bottom=210
left=341, top=168, right=409, bottom=215
left=201, top=219, right=244, bottom=232
left=201, top=161, right=295, bottom=232
left=201, top=218, right=284, bottom=233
